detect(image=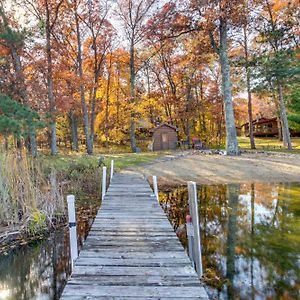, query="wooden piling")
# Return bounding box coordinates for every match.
[110,160,114,181]
[153,175,159,202]
[187,181,203,277]
[186,214,195,267]
[67,195,78,269]
[102,166,107,201]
